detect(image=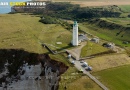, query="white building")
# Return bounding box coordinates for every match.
[72,21,78,46]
